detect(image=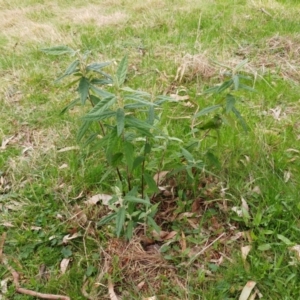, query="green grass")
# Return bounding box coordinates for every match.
[1,0,300,299]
